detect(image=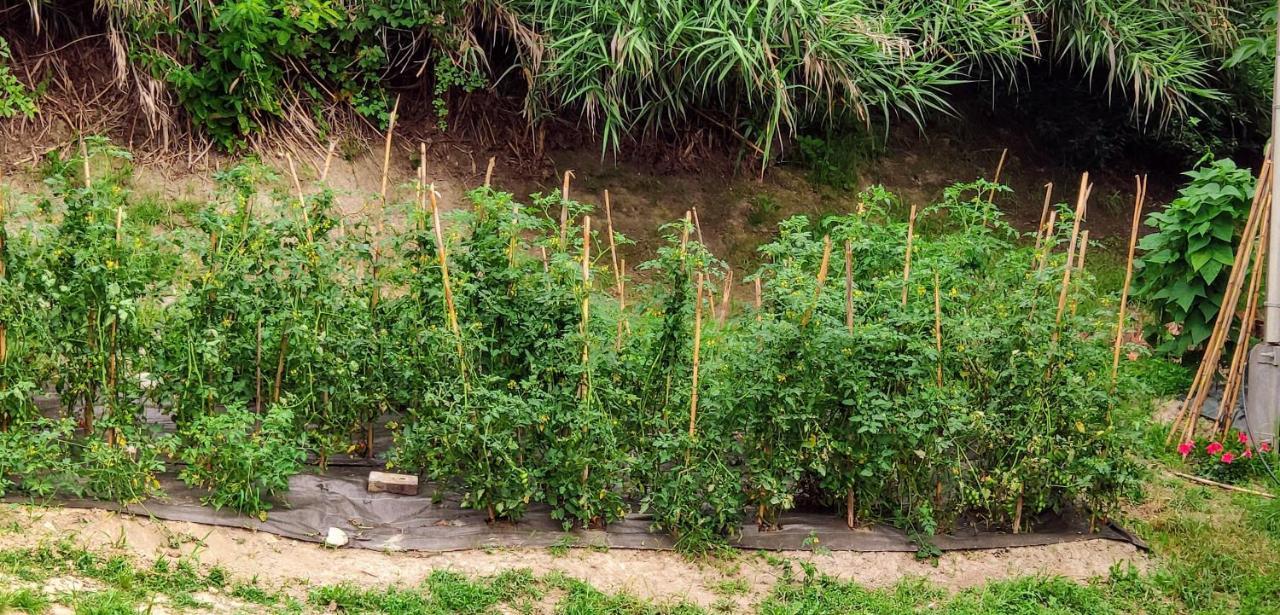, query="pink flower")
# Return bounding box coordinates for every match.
[1206,442,1224,456]
[1243,448,1254,459]
[1178,441,1194,458]
[1238,432,1249,444]
[1221,452,1236,464]
[1262,441,1272,453]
